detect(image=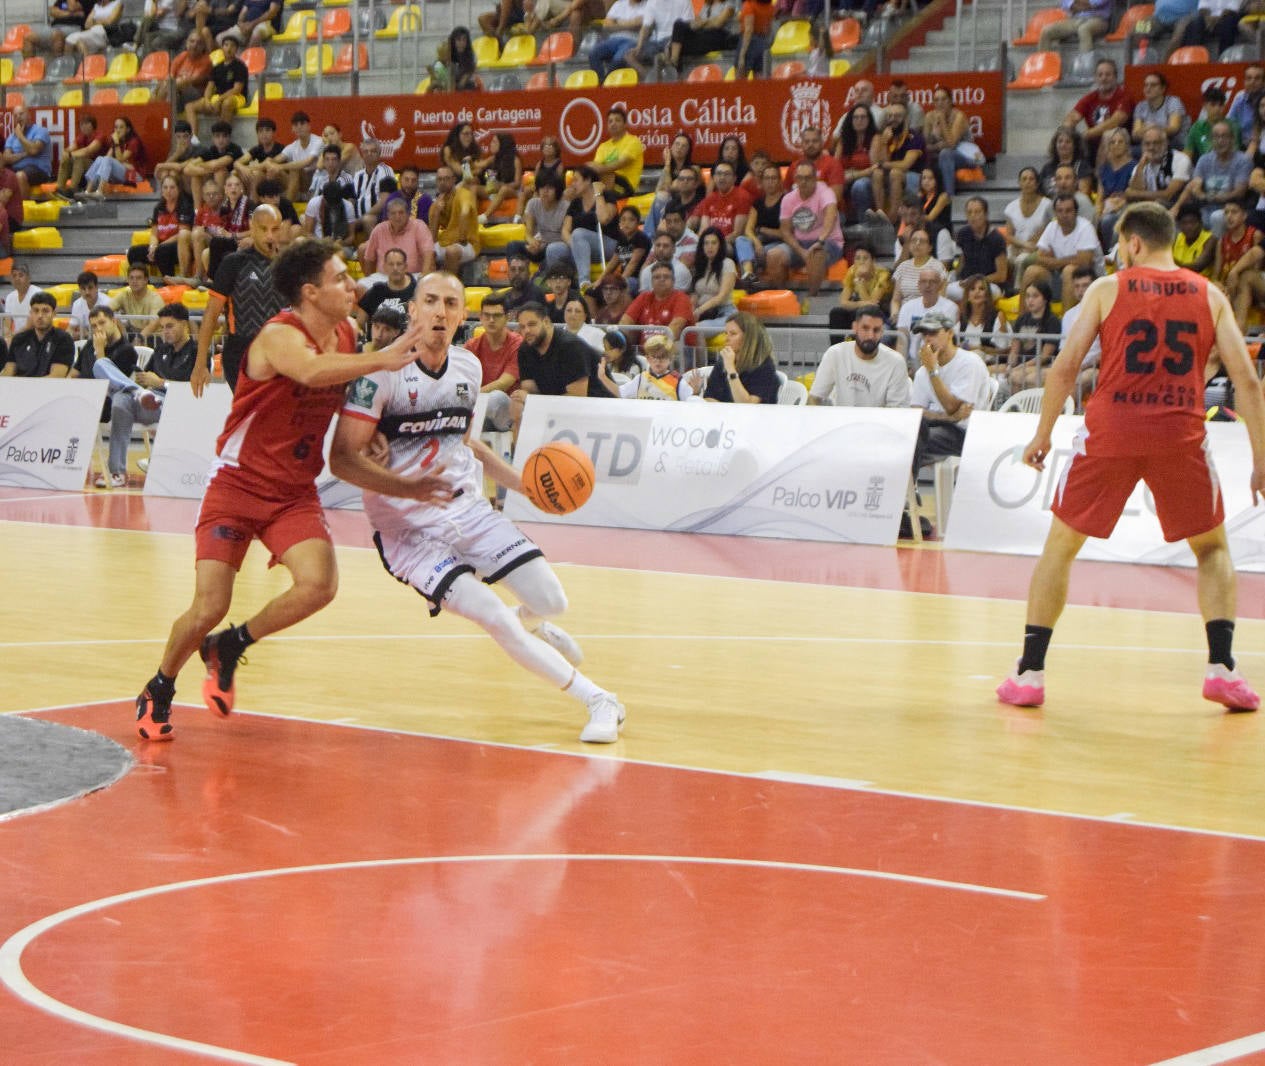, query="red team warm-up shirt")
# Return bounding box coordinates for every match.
[213,310,359,494]
[1086,266,1215,457]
